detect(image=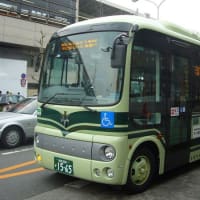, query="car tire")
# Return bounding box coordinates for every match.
[125,147,156,194]
[1,127,23,148]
